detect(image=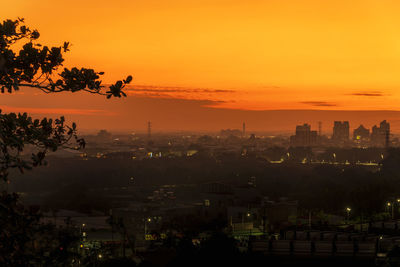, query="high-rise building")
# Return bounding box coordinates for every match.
[290,123,318,147]
[318,121,322,136]
[353,125,370,140]
[371,120,390,147]
[332,121,349,144]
